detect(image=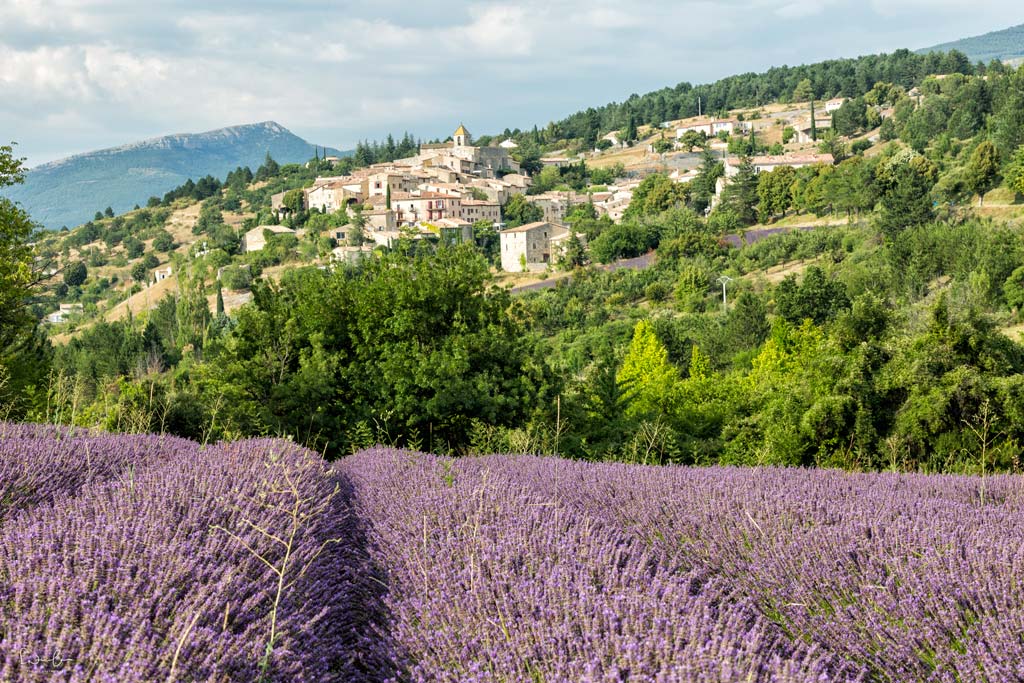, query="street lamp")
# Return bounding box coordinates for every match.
[717,275,733,312]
